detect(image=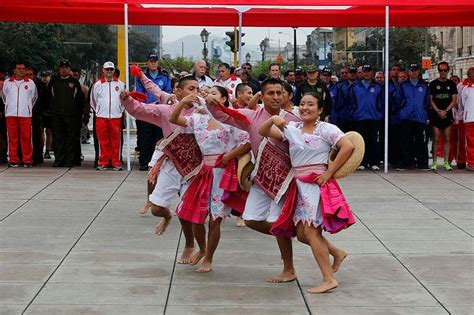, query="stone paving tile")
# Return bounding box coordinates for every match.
[7,199,106,217]
[370,229,472,241]
[62,250,177,267]
[0,283,43,305]
[445,307,474,315]
[166,306,309,315]
[0,265,55,283]
[0,251,65,265]
[308,306,448,315]
[25,304,164,315]
[382,240,473,254]
[0,199,27,218]
[33,283,168,305]
[0,305,24,315]
[425,286,474,307]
